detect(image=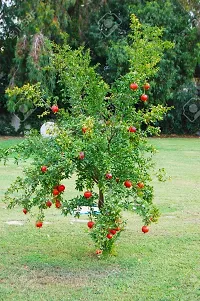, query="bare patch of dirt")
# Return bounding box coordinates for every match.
[0,278,5,283]
[16,266,122,288]
[0,136,24,140]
